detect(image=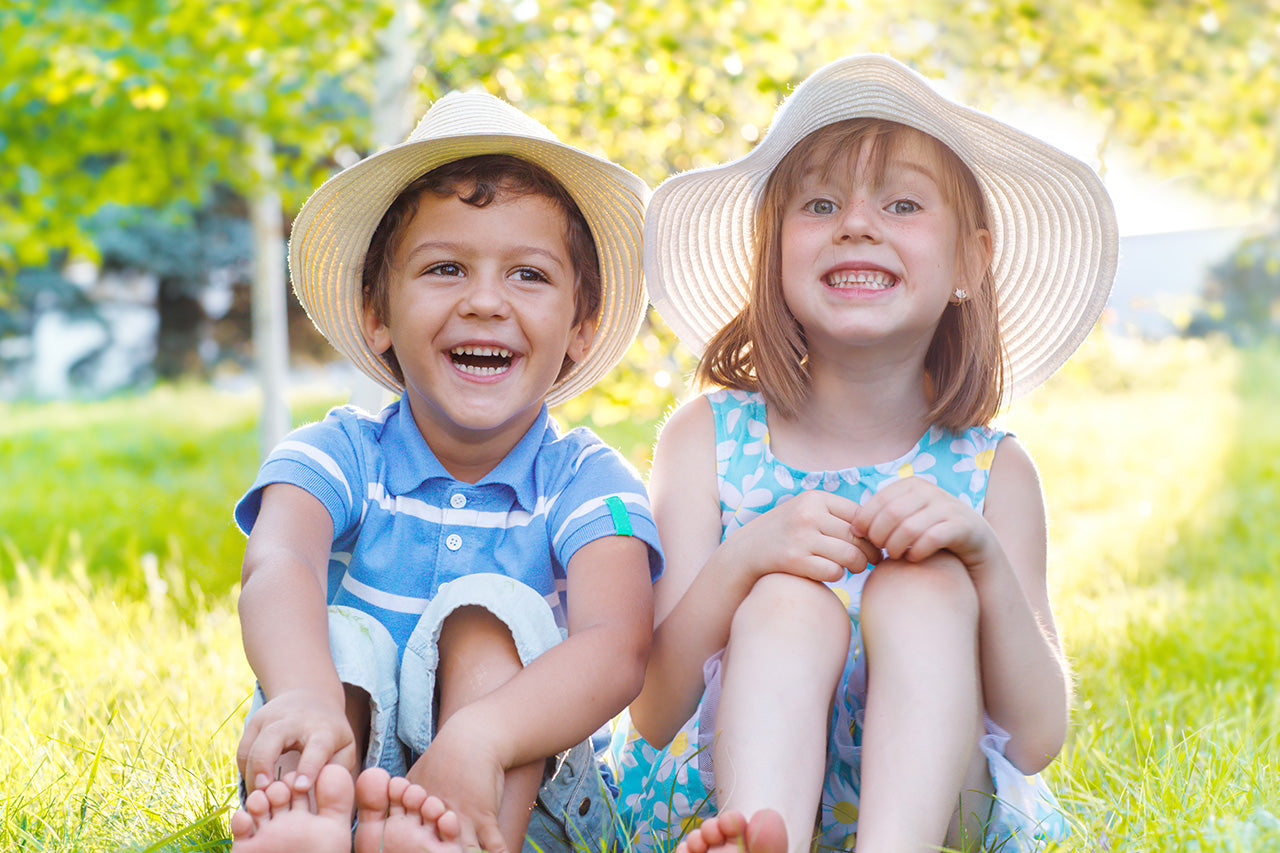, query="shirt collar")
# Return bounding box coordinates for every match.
[382,399,551,511]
